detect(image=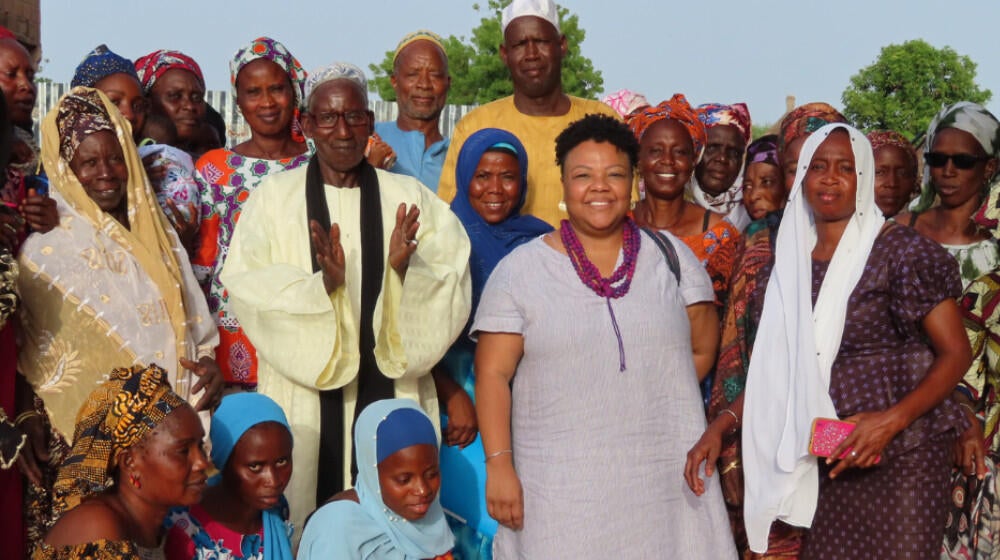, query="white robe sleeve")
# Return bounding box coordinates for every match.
[220,175,360,390]
[374,172,472,380]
